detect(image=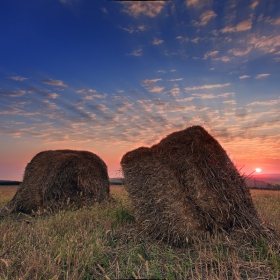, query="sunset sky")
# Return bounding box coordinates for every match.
[0,0,280,180]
